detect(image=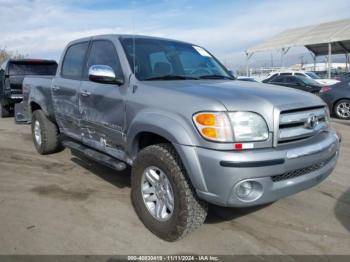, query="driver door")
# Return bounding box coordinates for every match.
[79,39,126,152]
